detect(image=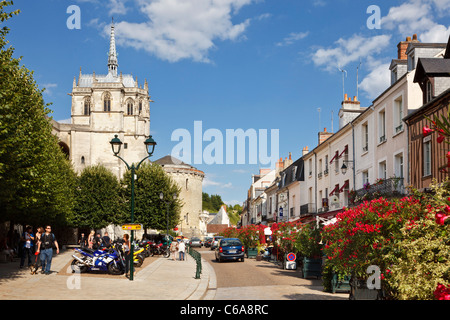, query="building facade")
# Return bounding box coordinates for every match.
[52,21,152,178]
[153,155,205,238]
